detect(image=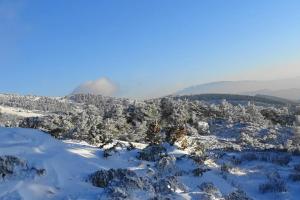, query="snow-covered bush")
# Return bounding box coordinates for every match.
[1,93,297,154]
[199,182,222,199]
[0,114,22,127]
[154,176,187,194]
[88,168,155,199]
[137,144,167,162]
[165,125,187,146]
[145,120,162,145]
[261,107,294,126]
[197,121,210,135]
[88,168,187,199]
[103,142,127,158]
[88,169,145,188]
[155,155,177,175]
[225,189,252,200]
[0,155,45,180]
[0,156,27,179]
